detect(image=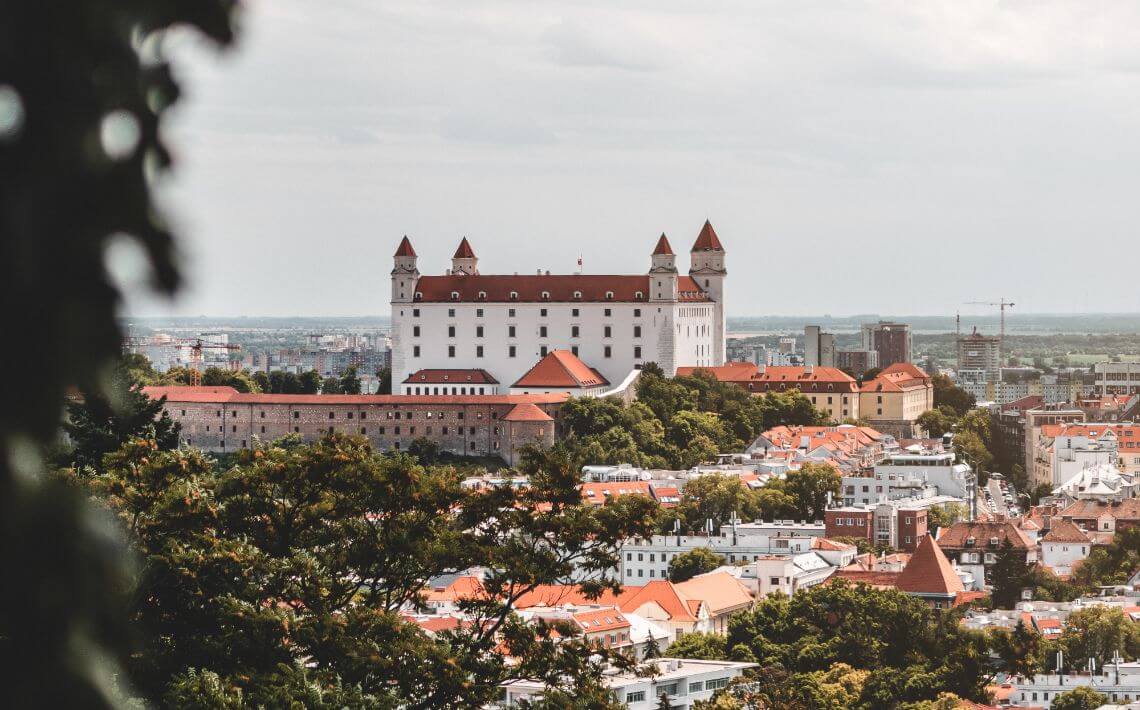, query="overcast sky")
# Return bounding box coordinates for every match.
[120,0,1140,318]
